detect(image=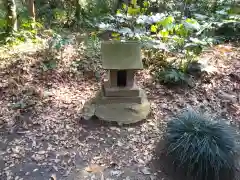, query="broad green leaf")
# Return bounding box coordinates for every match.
[131,0,137,6]
[159,16,175,28]
[143,1,149,8]
[127,7,134,15]
[175,24,188,37]
[184,18,201,31]
[159,29,169,37]
[150,25,157,33]
[122,3,127,10]
[112,32,120,37]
